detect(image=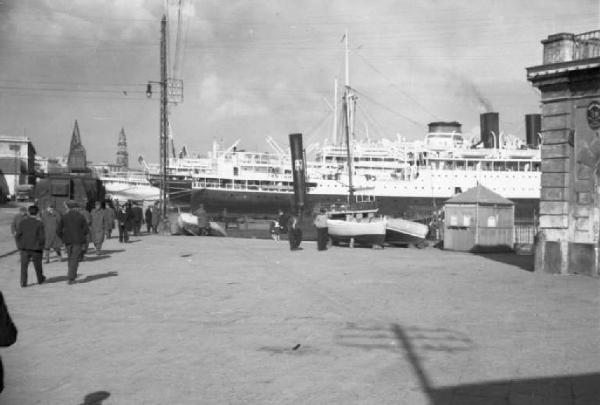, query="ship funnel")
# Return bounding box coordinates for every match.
[289,133,306,216]
[480,112,499,148]
[525,114,541,147]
